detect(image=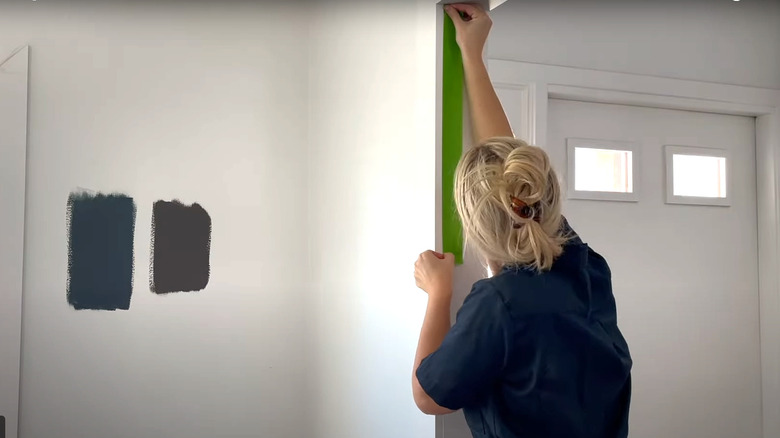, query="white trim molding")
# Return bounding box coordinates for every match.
[489,58,780,438]
[0,45,28,438]
[439,0,510,11]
